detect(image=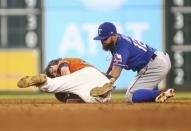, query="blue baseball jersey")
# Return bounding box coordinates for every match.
[111,34,156,71]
